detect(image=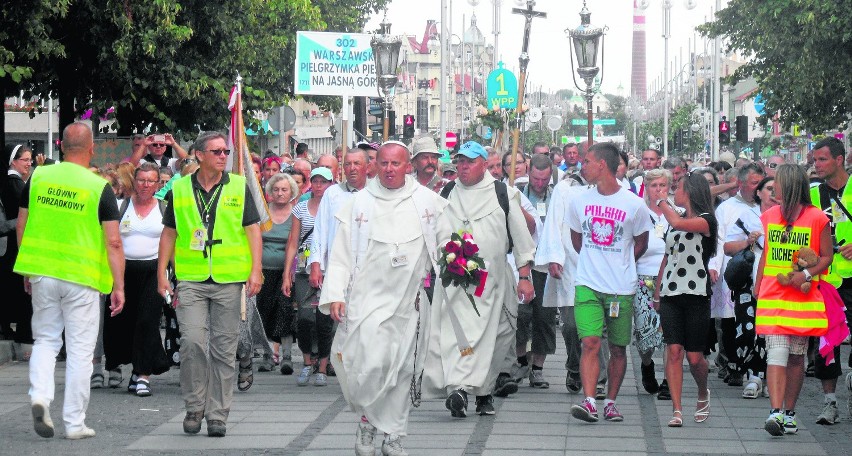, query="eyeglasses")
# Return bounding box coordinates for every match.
[135,178,158,185]
[780,224,793,244]
[151,143,166,148]
[15,157,33,163]
[205,149,231,156]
